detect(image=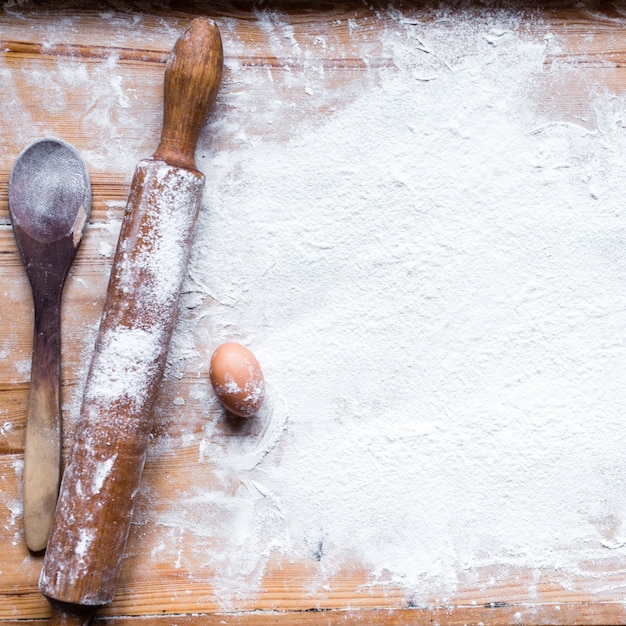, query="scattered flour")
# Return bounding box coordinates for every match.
[165,5,626,605]
[4,2,626,613]
[92,455,117,495]
[84,325,161,411]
